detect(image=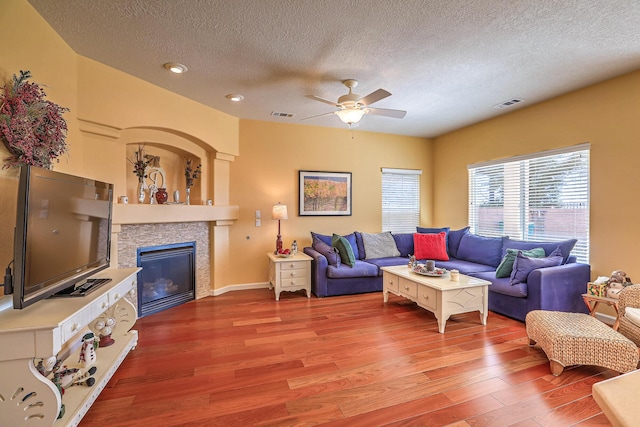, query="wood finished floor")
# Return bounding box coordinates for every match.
[81,288,617,427]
